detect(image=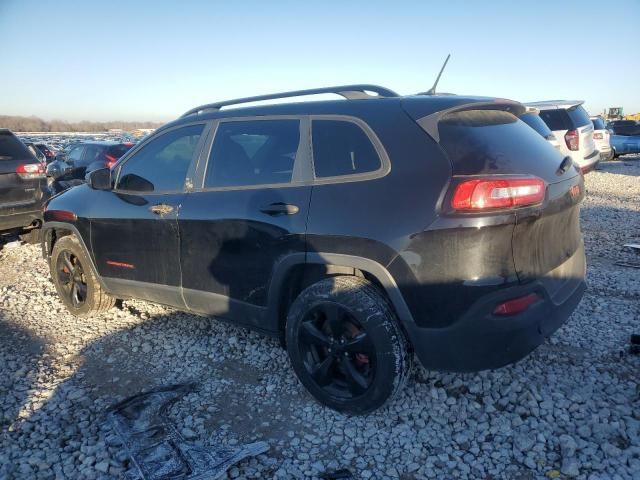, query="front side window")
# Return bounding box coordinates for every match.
[311,120,381,178]
[205,119,300,188]
[117,124,204,192]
